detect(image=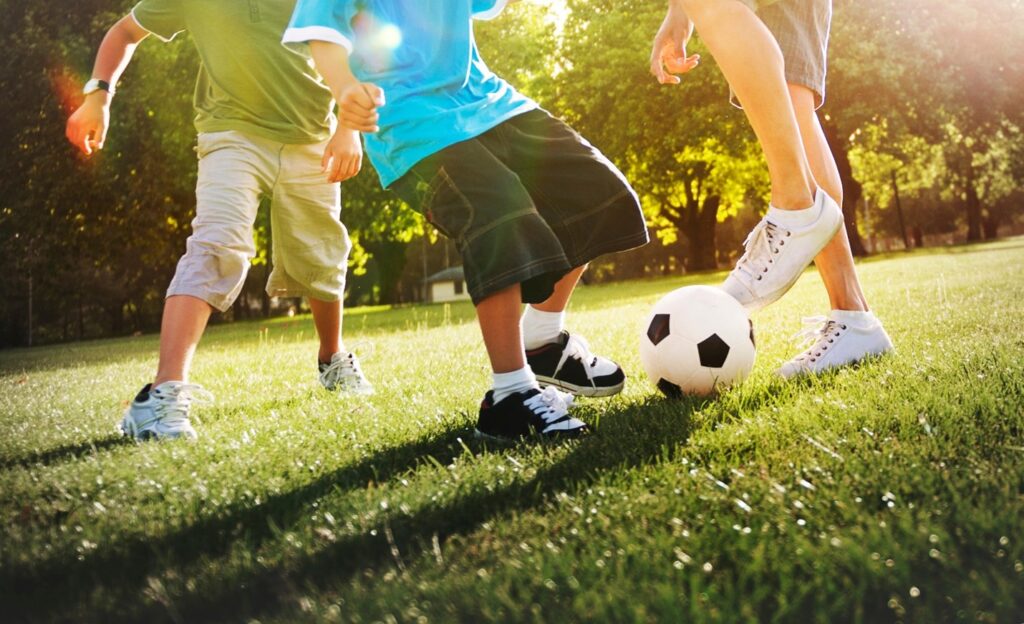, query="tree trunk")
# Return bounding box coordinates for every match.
[982,213,999,240]
[686,194,719,271]
[823,122,869,256]
[365,239,410,305]
[965,177,983,242]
